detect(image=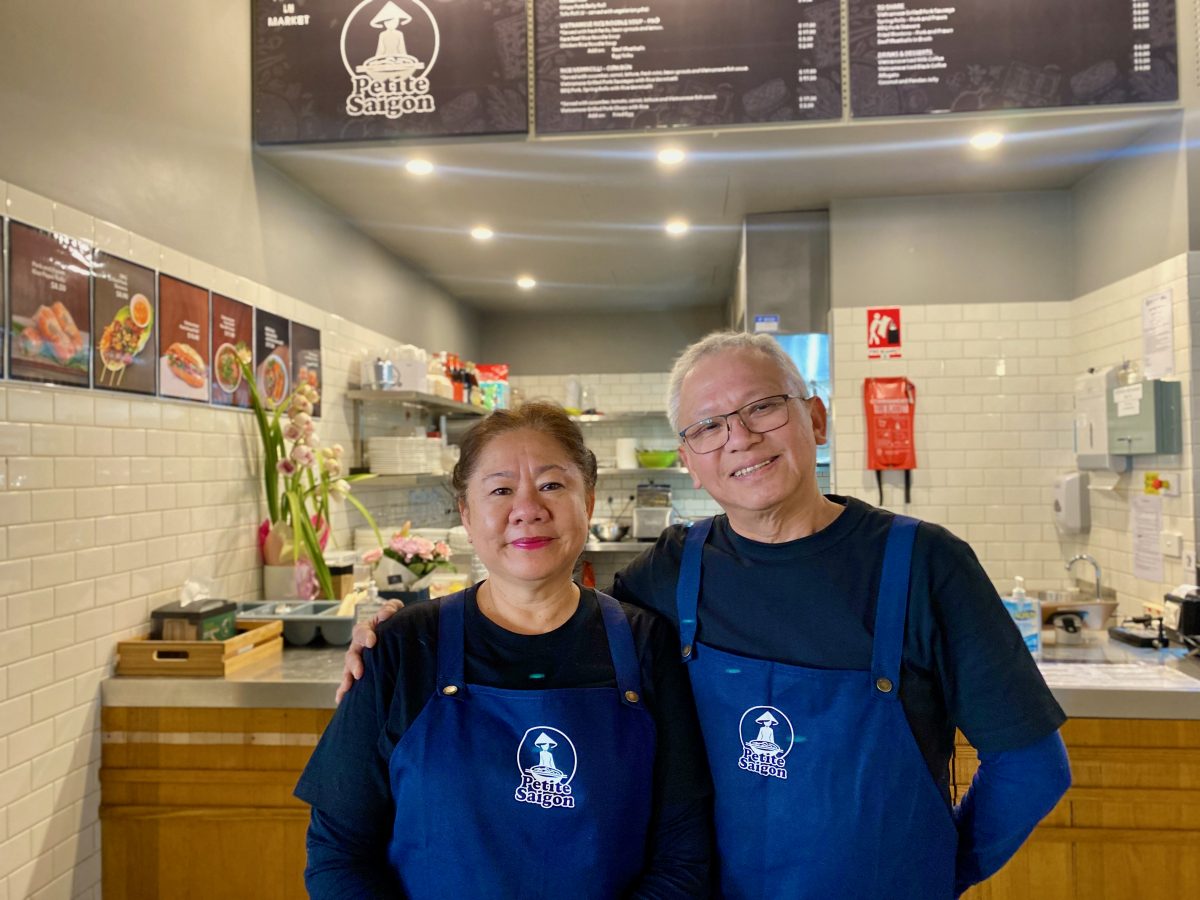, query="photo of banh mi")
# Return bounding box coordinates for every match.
[166,342,207,388]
